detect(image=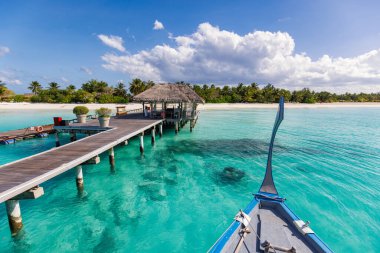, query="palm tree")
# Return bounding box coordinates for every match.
[129,78,144,96]
[0,80,6,97]
[129,79,155,96]
[48,82,60,91]
[65,84,76,95]
[114,82,127,97]
[145,80,155,90]
[82,79,108,93]
[66,84,76,92]
[28,81,42,94]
